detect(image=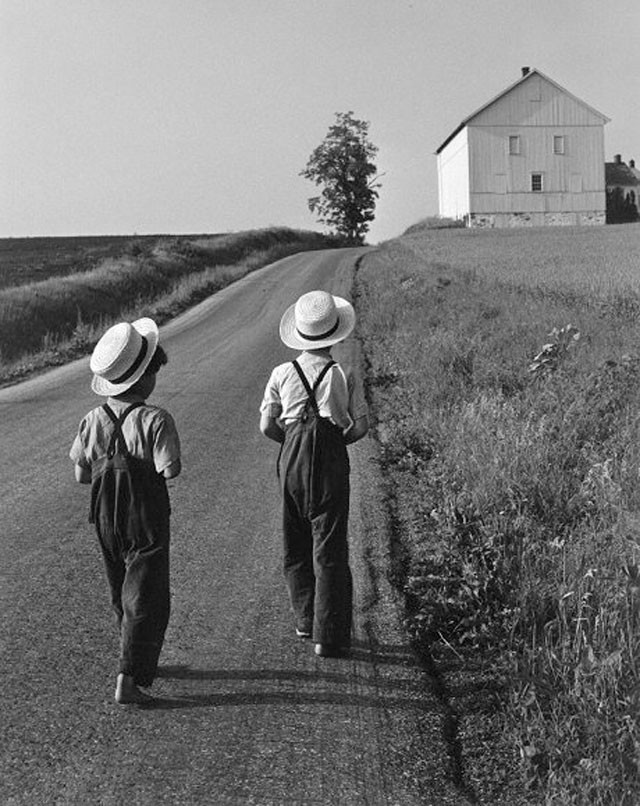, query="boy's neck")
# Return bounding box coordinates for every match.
[109,392,146,404]
[302,347,333,358]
